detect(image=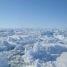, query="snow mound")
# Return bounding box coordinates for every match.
[56,52,67,67]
